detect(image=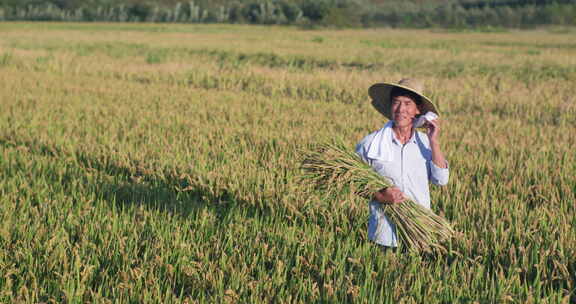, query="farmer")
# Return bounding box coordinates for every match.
[355,78,449,248]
